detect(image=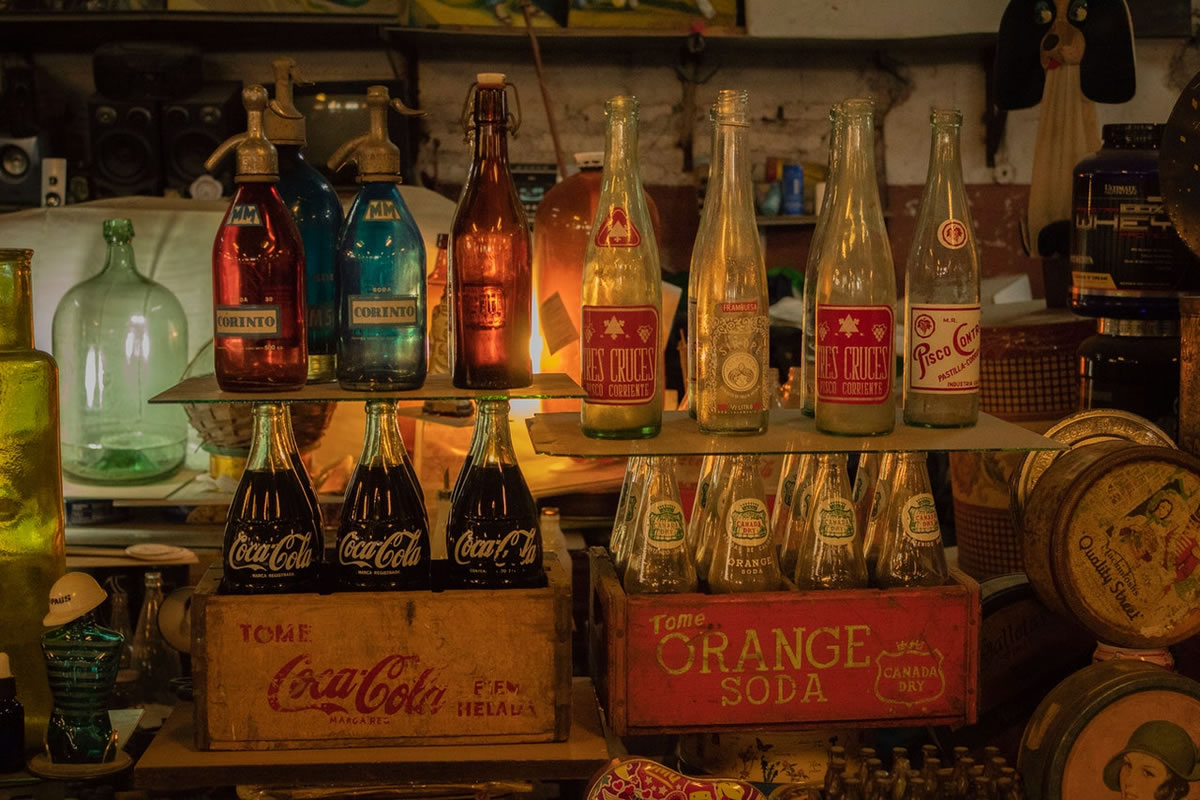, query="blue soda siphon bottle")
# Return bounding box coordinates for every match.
[40,573,123,764]
[328,85,427,390]
[265,58,344,384]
